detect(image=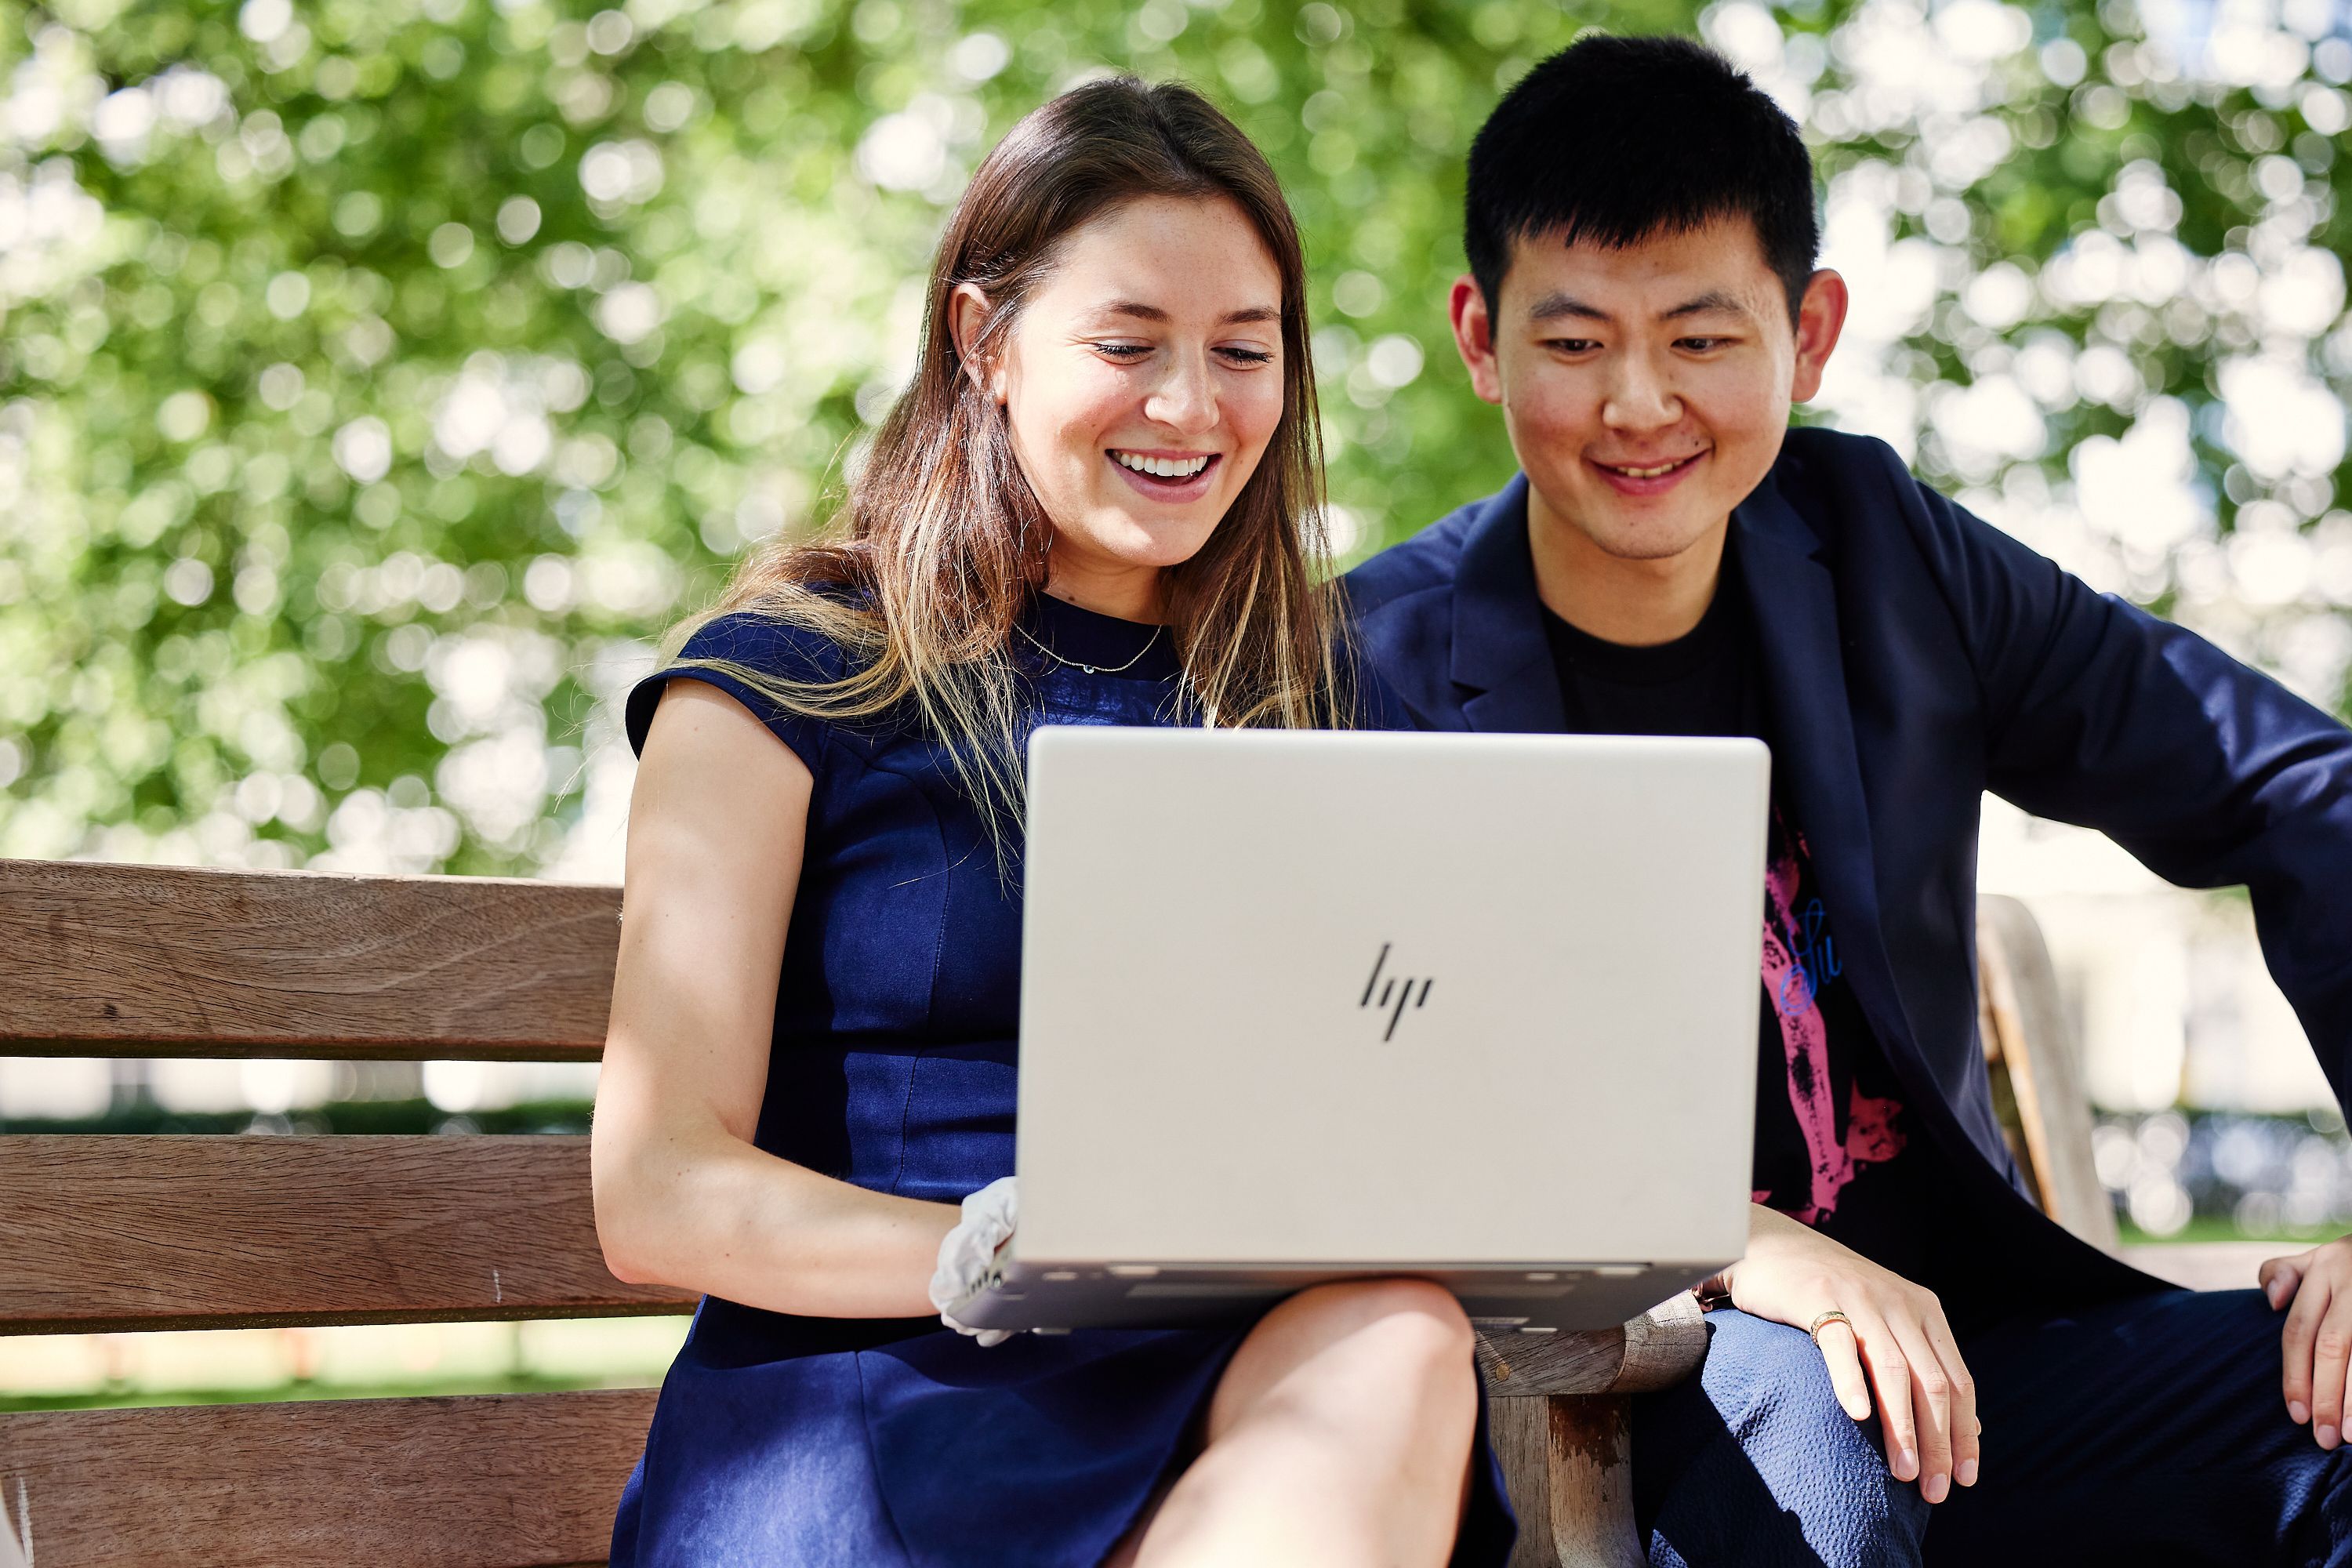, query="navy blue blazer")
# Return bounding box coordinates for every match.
[1345,426,2352,1305]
